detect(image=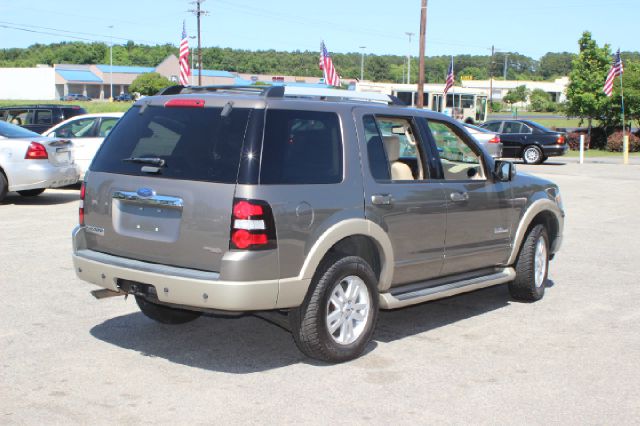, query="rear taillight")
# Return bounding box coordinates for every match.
[25,142,48,159]
[79,182,85,226]
[230,198,276,250]
[488,135,501,144]
[557,135,565,144]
